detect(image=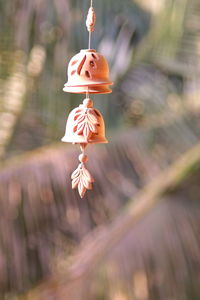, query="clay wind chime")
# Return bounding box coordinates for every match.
[61,0,113,198]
